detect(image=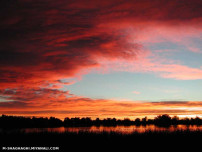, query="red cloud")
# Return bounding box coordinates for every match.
[0,0,201,118]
